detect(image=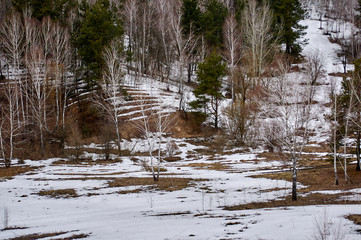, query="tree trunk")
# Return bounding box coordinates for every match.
[215,98,218,129]
[292,158,297,201]
[187,62,192,83]
[115,120,121,155]
[5,158,10,168]
[334,96,339,185]
[357,129,360,171]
